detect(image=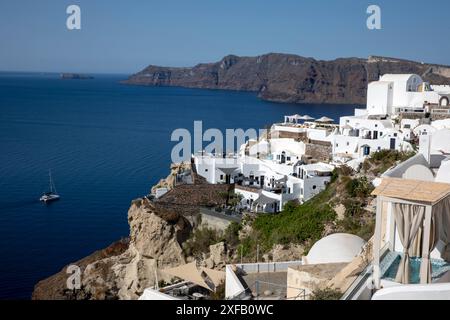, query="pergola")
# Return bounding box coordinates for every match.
[372,178,450,288]
[284,114,303,124]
